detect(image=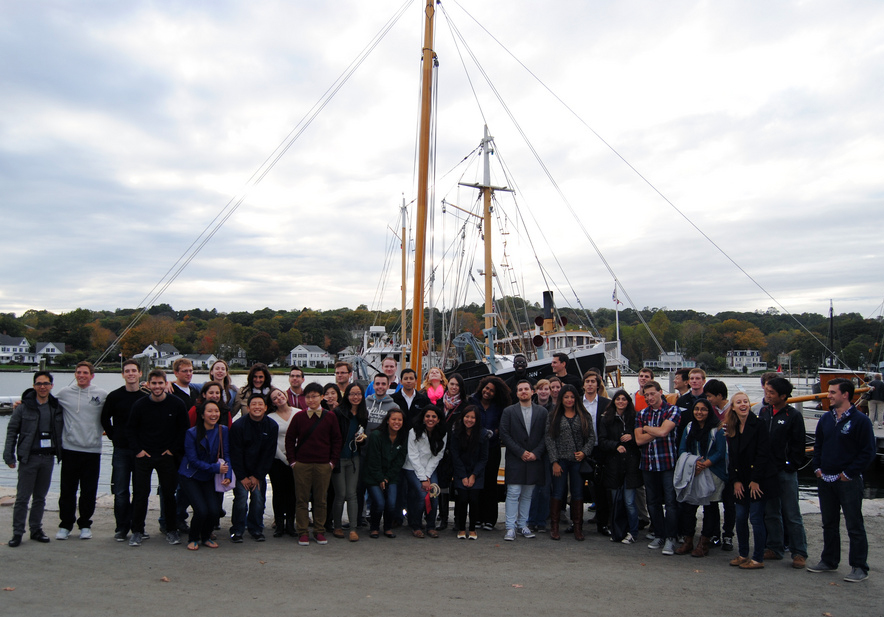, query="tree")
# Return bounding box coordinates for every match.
[120,316,176,358]
[0,312,24,336]
[277,328,304,357]
[247,332,279,365]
